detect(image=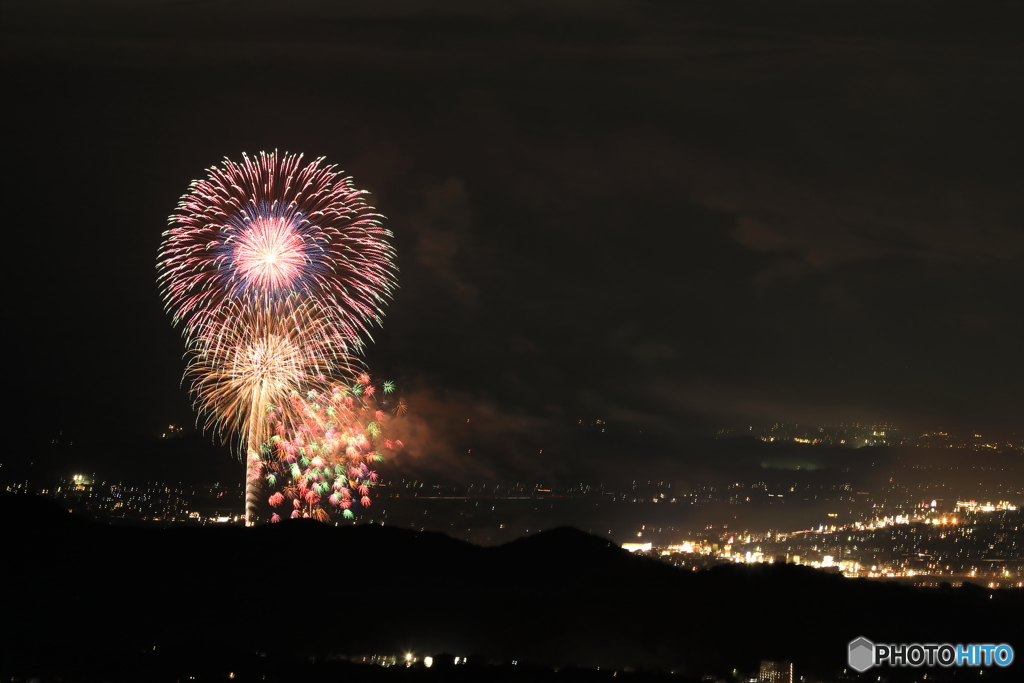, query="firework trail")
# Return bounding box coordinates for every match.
[159,152,397,524]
